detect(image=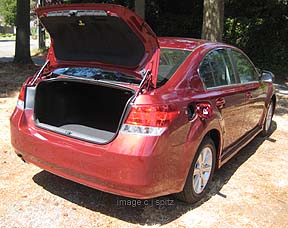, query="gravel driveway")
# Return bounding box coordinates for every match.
[0,63,287,228]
